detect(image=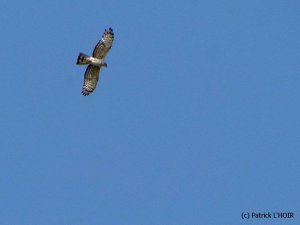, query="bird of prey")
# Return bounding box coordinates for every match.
[76,27,114,96]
